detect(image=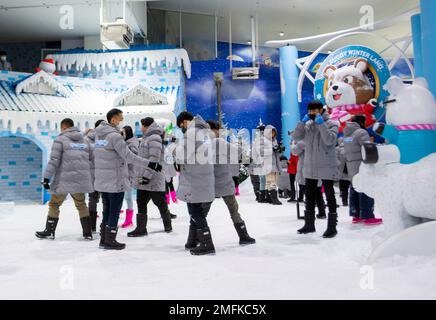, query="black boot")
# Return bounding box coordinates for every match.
[341,196,348,207]
[323,213,338,238]
[162,211,173,233]
[269,190,282,205]
[185,224,199,250]
[35,217,59,239]
[104,226,126,250]
[190,227,216,256]
[316,202,326,219]
[297,211,316,234]
[234,222,256,245]
[258,190,267,203]
[80,216,93,240]
[255,191,261,202]
[89,210,97,232]
[265,190,272,203]
[278,190,284,198]
[99,223,107,249]
[127,214,148,237]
